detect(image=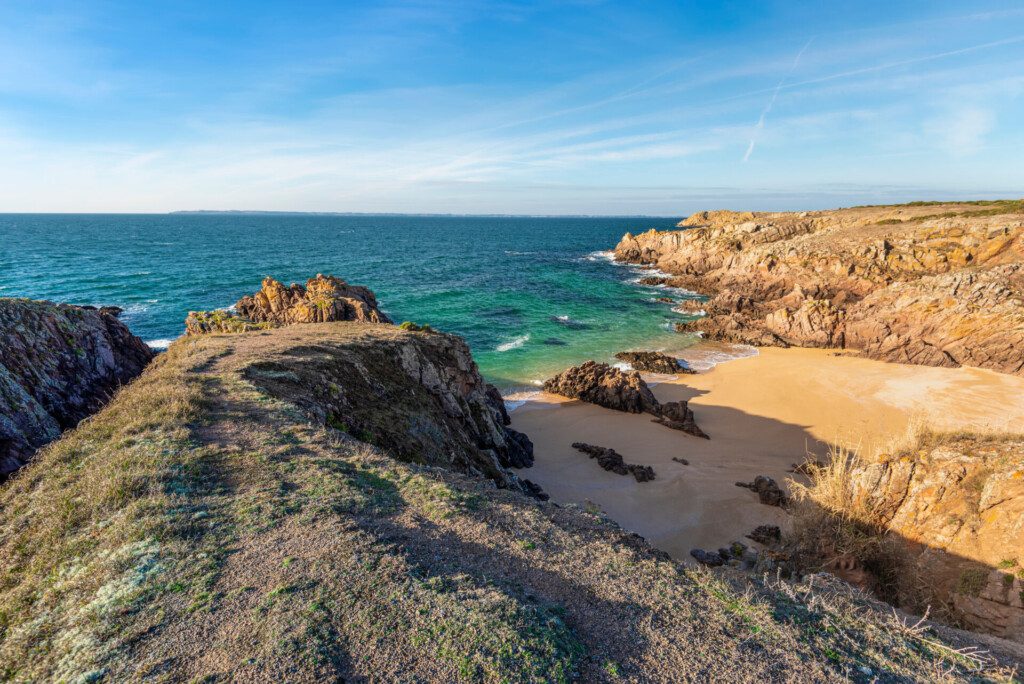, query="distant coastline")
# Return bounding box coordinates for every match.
[169,210,677,218]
